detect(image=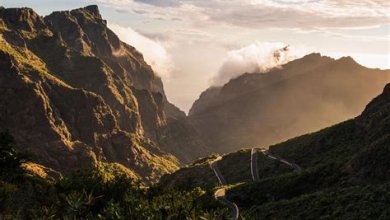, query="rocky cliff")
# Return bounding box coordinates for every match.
[0,5,208,182]
[189,53,390,153]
